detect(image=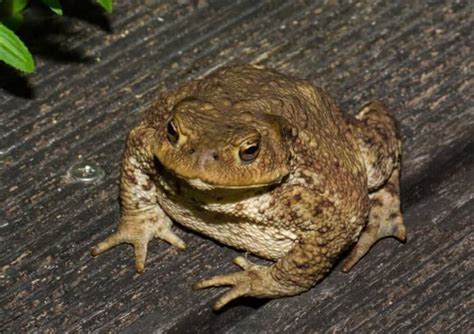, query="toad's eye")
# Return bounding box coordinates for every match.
[239,141,260,163]
[166,120,179,145]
